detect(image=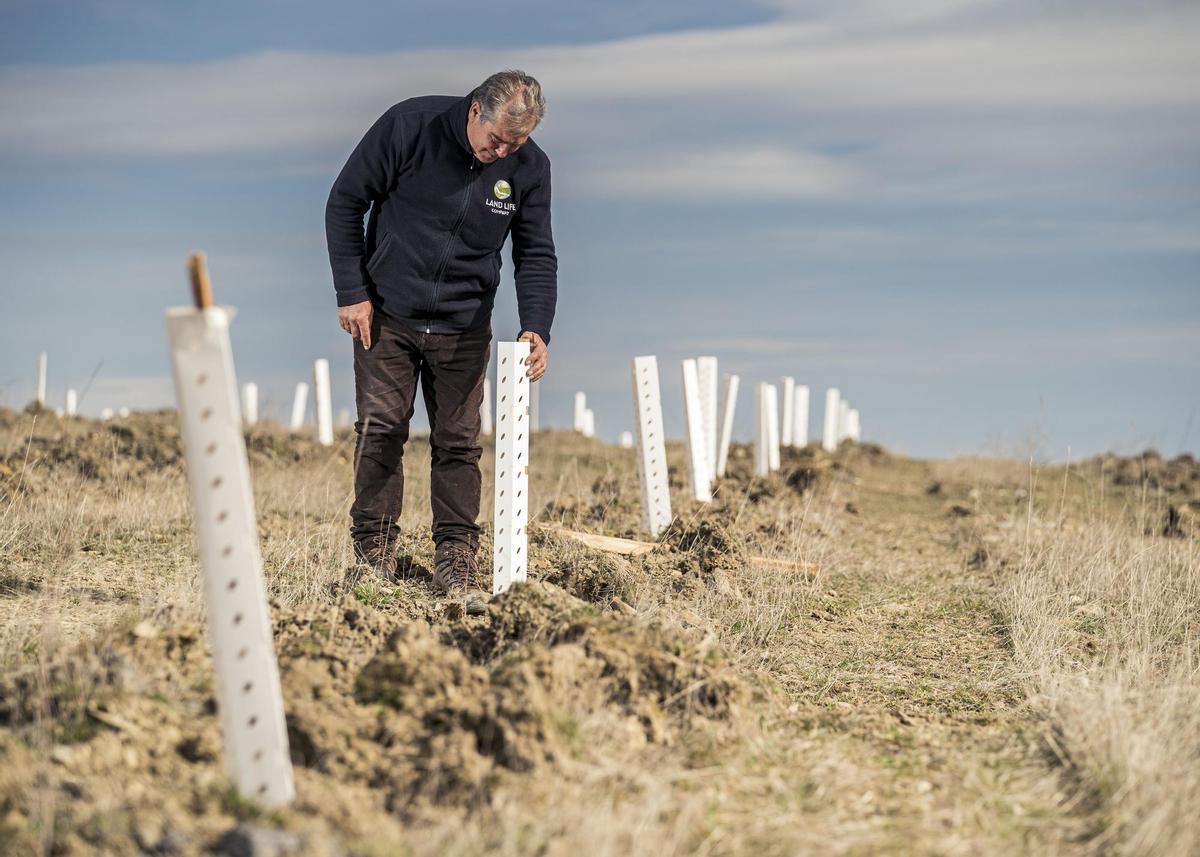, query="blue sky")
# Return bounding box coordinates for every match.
[1,0,1197,458]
